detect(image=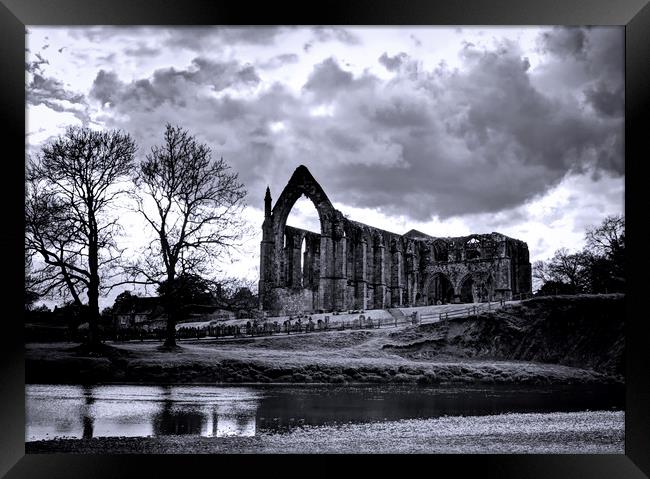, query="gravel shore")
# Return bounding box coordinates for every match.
[26,410,624,454]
